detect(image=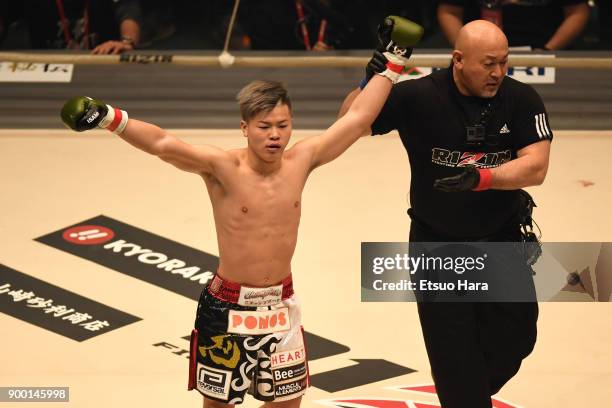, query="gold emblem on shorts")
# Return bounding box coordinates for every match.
[209,276,221,294]
[199,335,240,369]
